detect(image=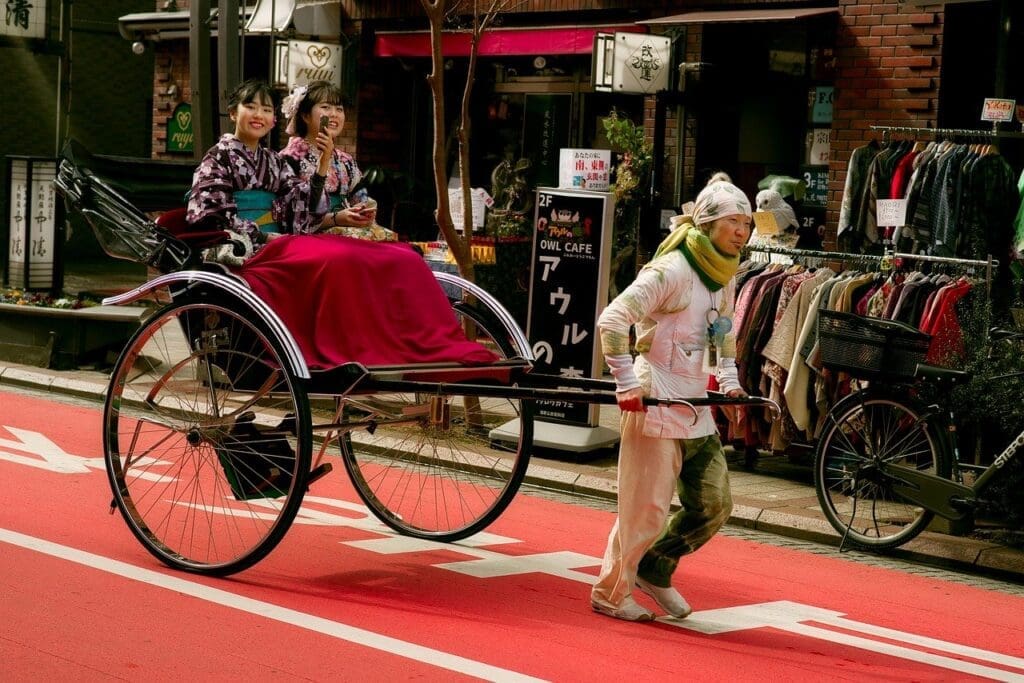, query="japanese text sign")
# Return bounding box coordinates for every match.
[807,128,831,165]
[753,211,780,236]
[981,98,1015,122]
[527,189,614,426]
[558,149,611,191]
[6,158,59,290]
[1,0,46,38]
[610,33,671,94]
